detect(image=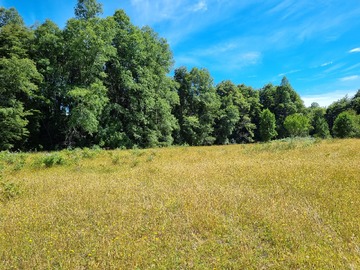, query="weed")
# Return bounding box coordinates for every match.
[0,180,21,202]
[146,151,156,162]
[130,159,140,167]
[131,148,145,157]
[111,154,121,165]
[33,153,66,168]
[0,151,27,171]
